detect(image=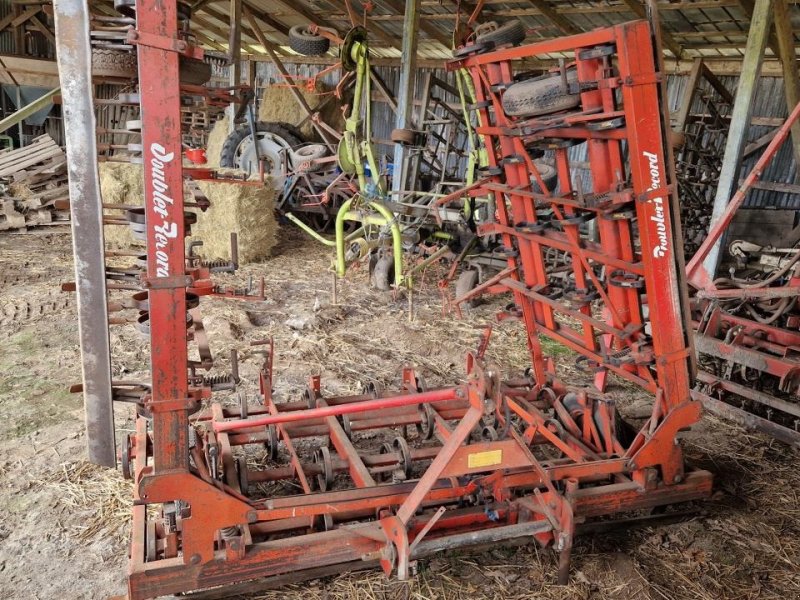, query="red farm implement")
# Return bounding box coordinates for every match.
[55,1,712,596]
